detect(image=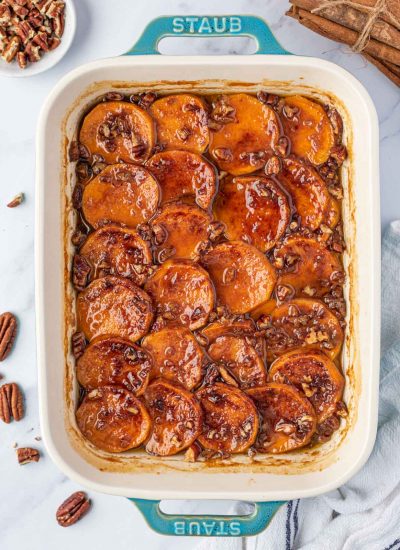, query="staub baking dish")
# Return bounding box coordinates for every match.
[35,16,380,537]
